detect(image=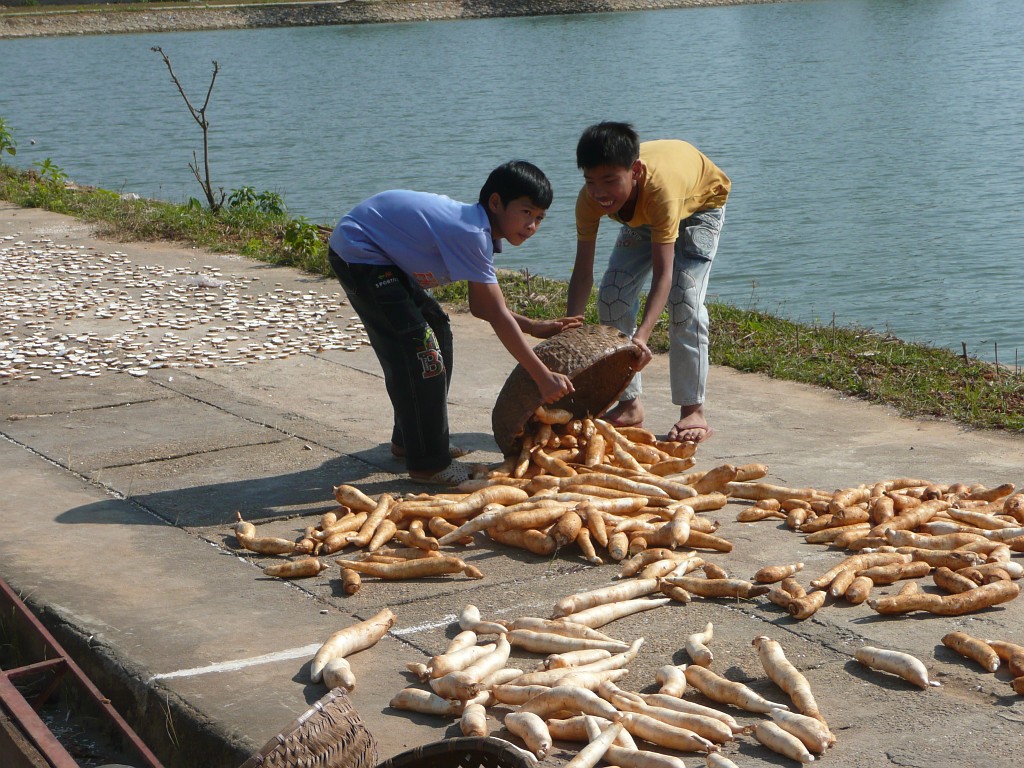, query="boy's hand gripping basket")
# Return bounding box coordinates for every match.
[491,324,640,456]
